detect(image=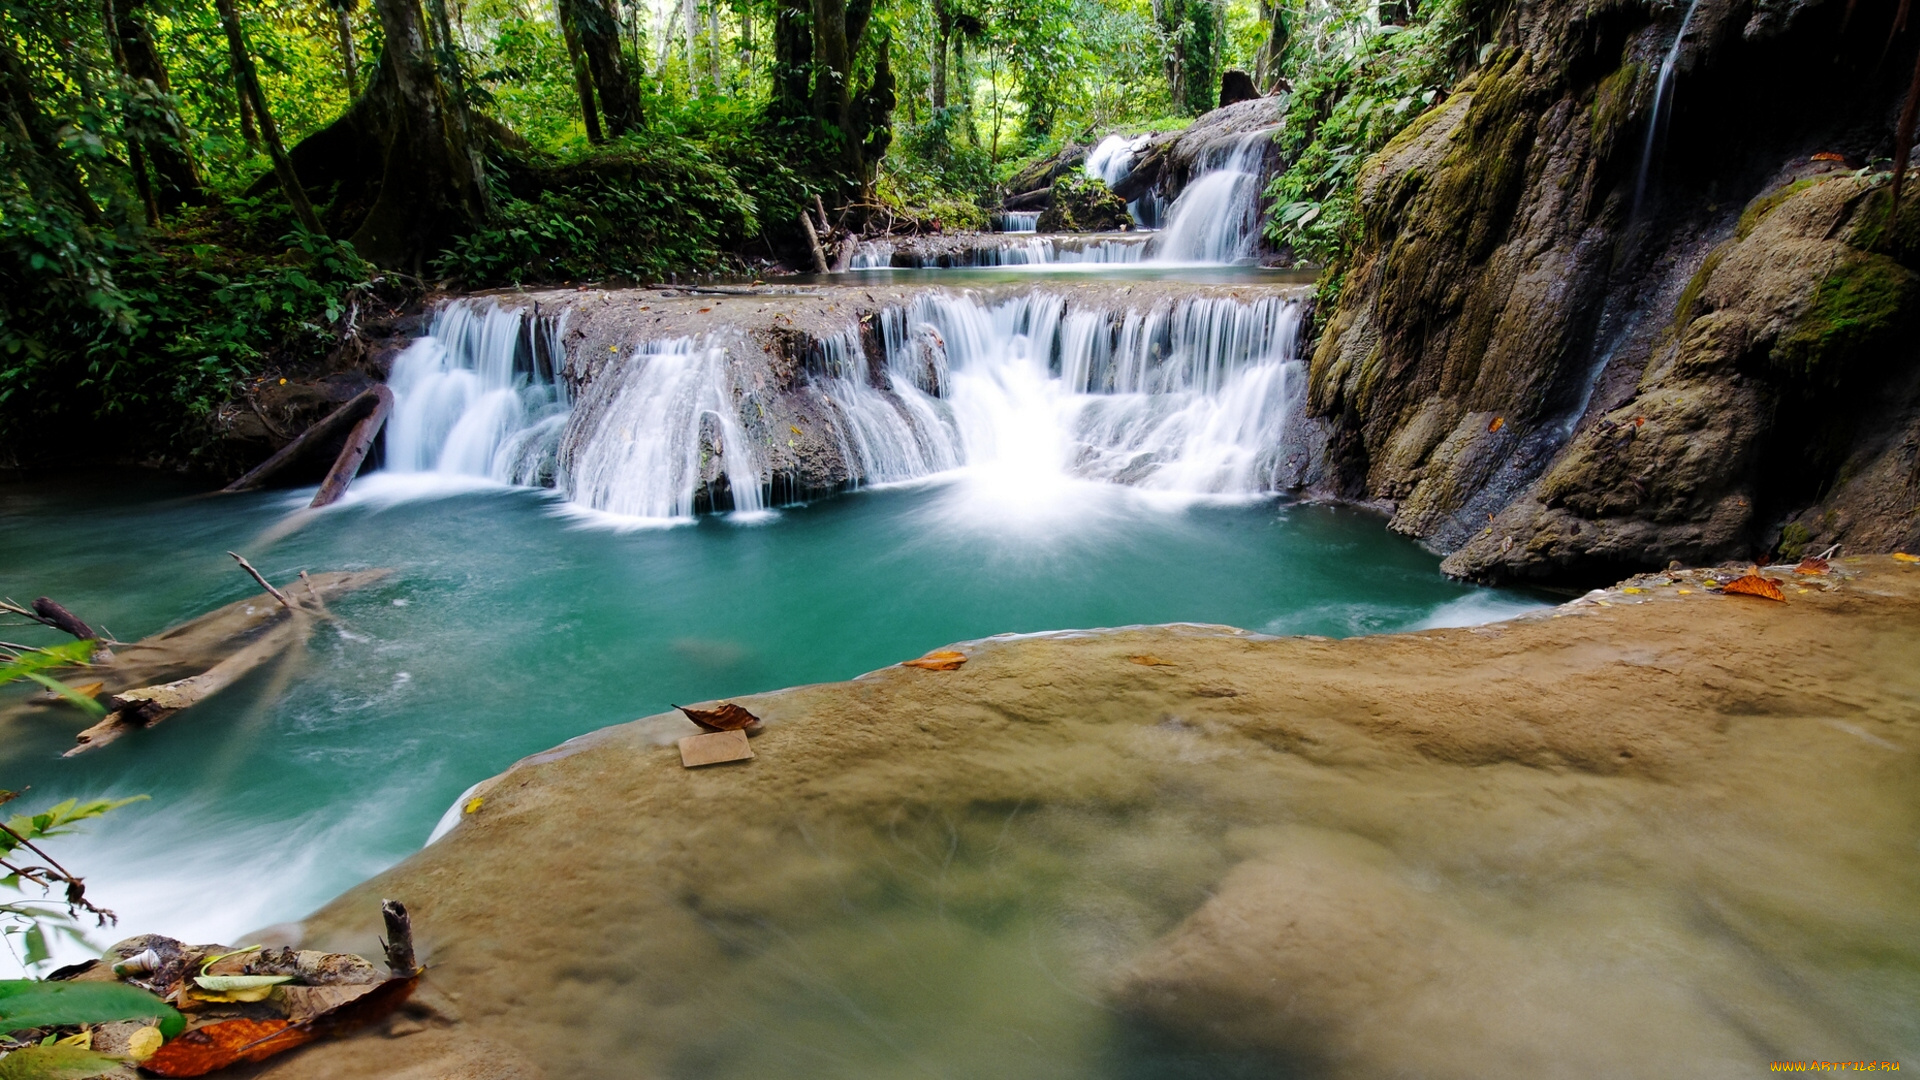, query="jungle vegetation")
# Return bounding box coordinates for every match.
[0,0,1484,462]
